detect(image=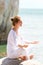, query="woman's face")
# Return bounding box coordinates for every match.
[15,20,22,29]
